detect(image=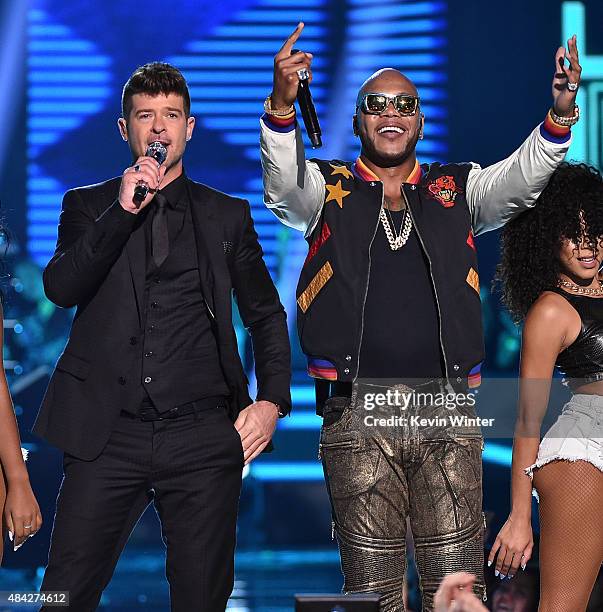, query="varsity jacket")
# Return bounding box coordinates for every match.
[260,112,571,392]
